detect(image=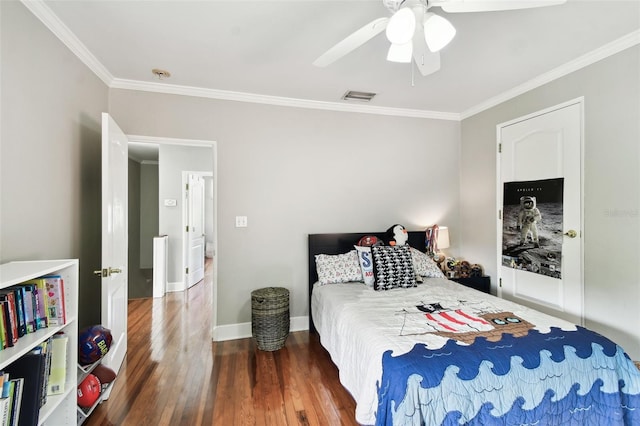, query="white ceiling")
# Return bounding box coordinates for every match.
[40,0,640,117]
